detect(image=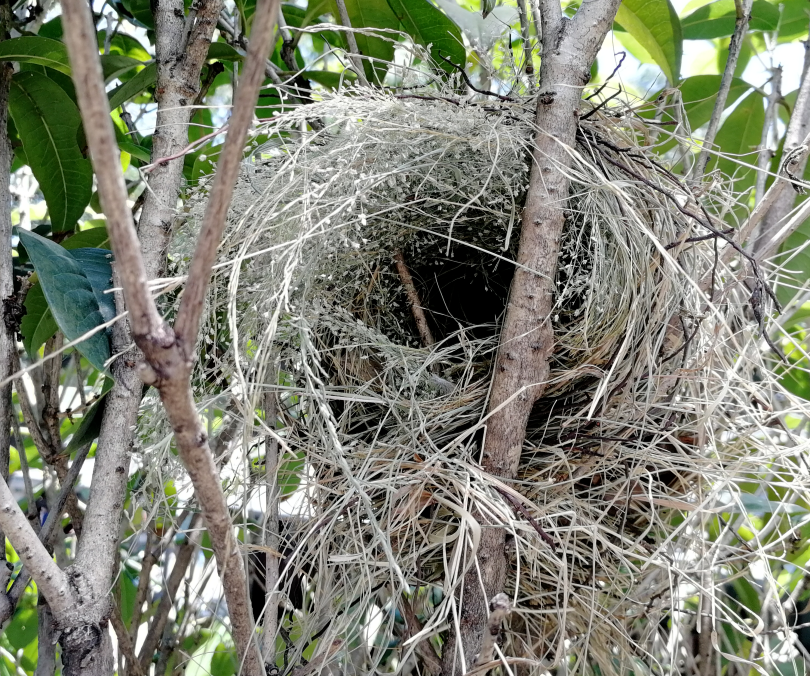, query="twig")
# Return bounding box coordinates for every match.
[580,86,622,121]
[60,0,279,672]
[492,485,555,549]
[393,250,435,348]
[290,640,343,676]
[137,514,202,670]
[438,54,513,102]
[516,0,534,75]
[261,390,280,663]
[129,525,156,646]
[694,0,754,178]
[400,594,441,675]
[585,51,626,101]
[334,0,369,86]
[110,601,144,676]
[755,67,781,205]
